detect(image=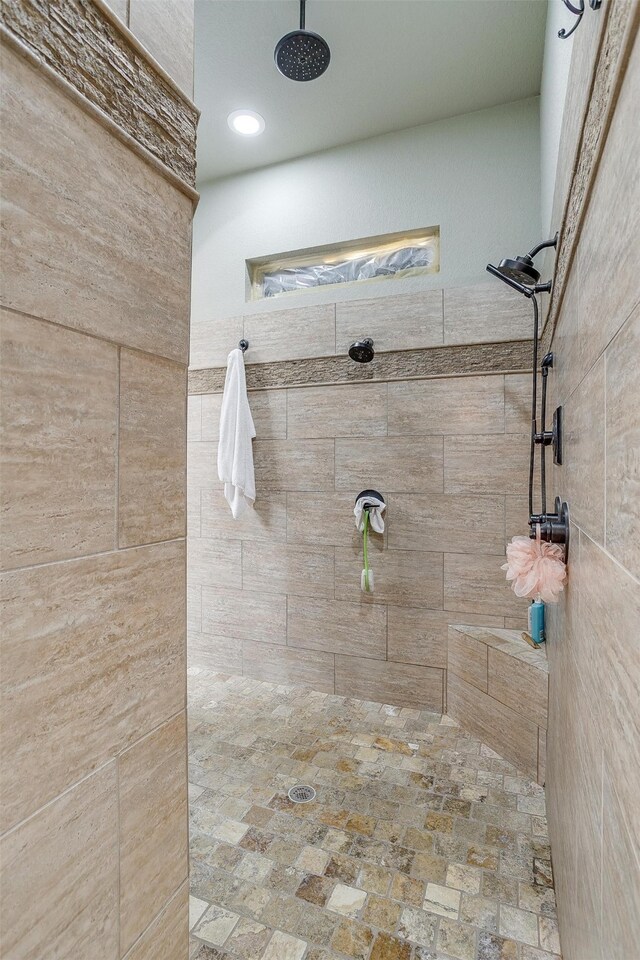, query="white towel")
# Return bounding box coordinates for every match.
[217,348,256,518]
[354,495,385,534]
